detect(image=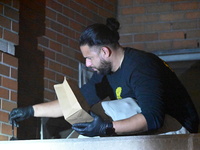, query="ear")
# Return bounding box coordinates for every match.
[100,47,111,58]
